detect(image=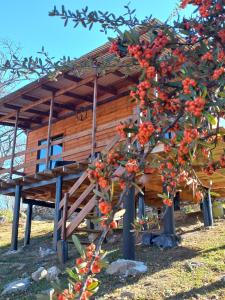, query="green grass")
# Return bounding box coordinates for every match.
[0,217,225,299]
[0,209,13,222]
